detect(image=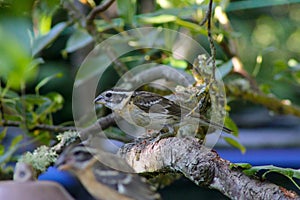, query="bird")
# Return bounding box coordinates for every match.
[94,89,232,134]
[55,143,161,200]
